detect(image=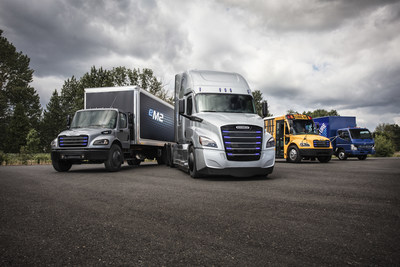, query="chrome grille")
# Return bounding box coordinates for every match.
[313,140,330,148]
[59,135,88,147]
[221,125,263,161]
